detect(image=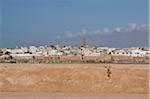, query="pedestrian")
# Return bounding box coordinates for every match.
[105,65,112,80]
